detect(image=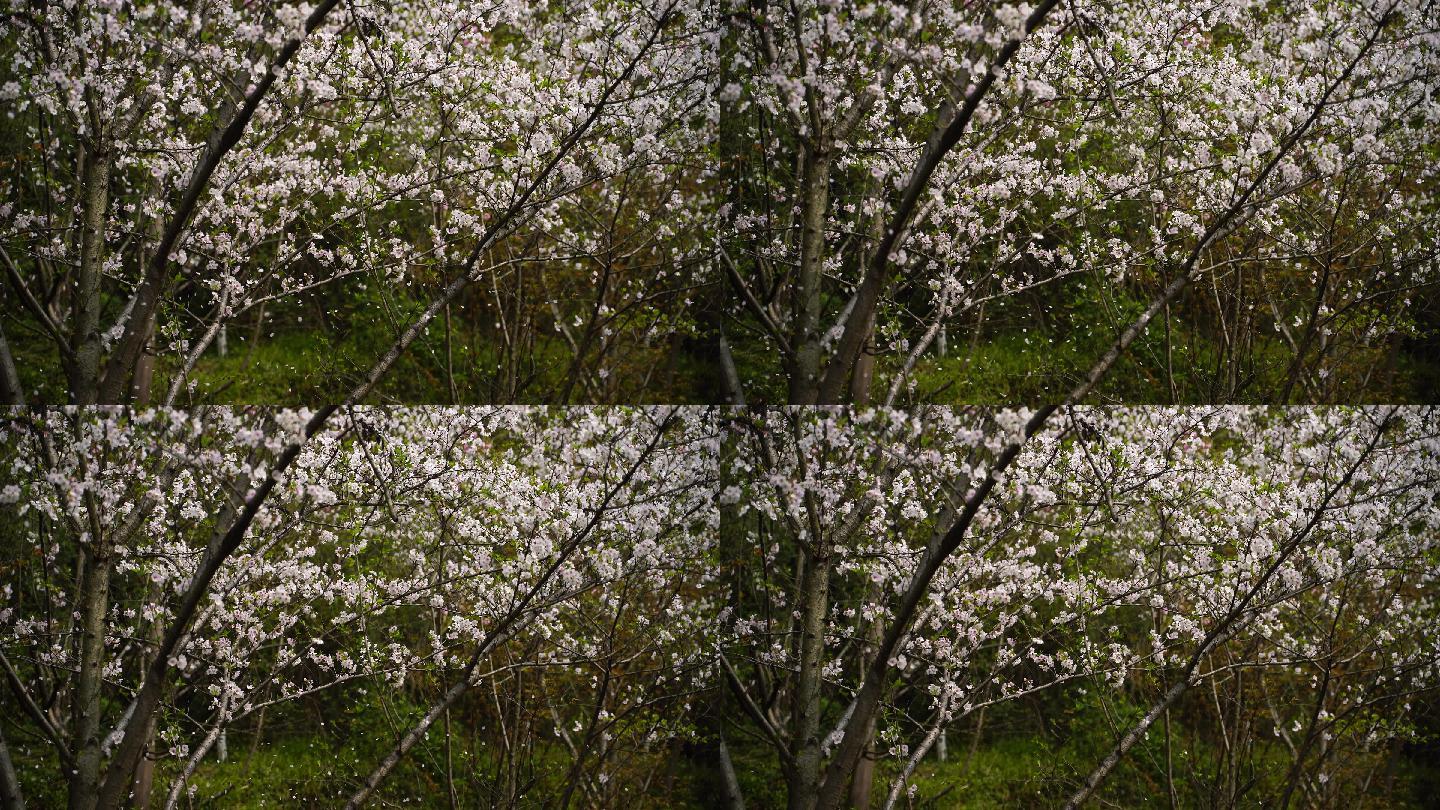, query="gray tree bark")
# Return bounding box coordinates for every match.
[0,324,23,406]
[0,726,24,810]
[68,541,113,810]
[789,148,830,405]
[717,735,746,810]
[69,145,111,406]
[845,602,884,810]
[787,549,832,810]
